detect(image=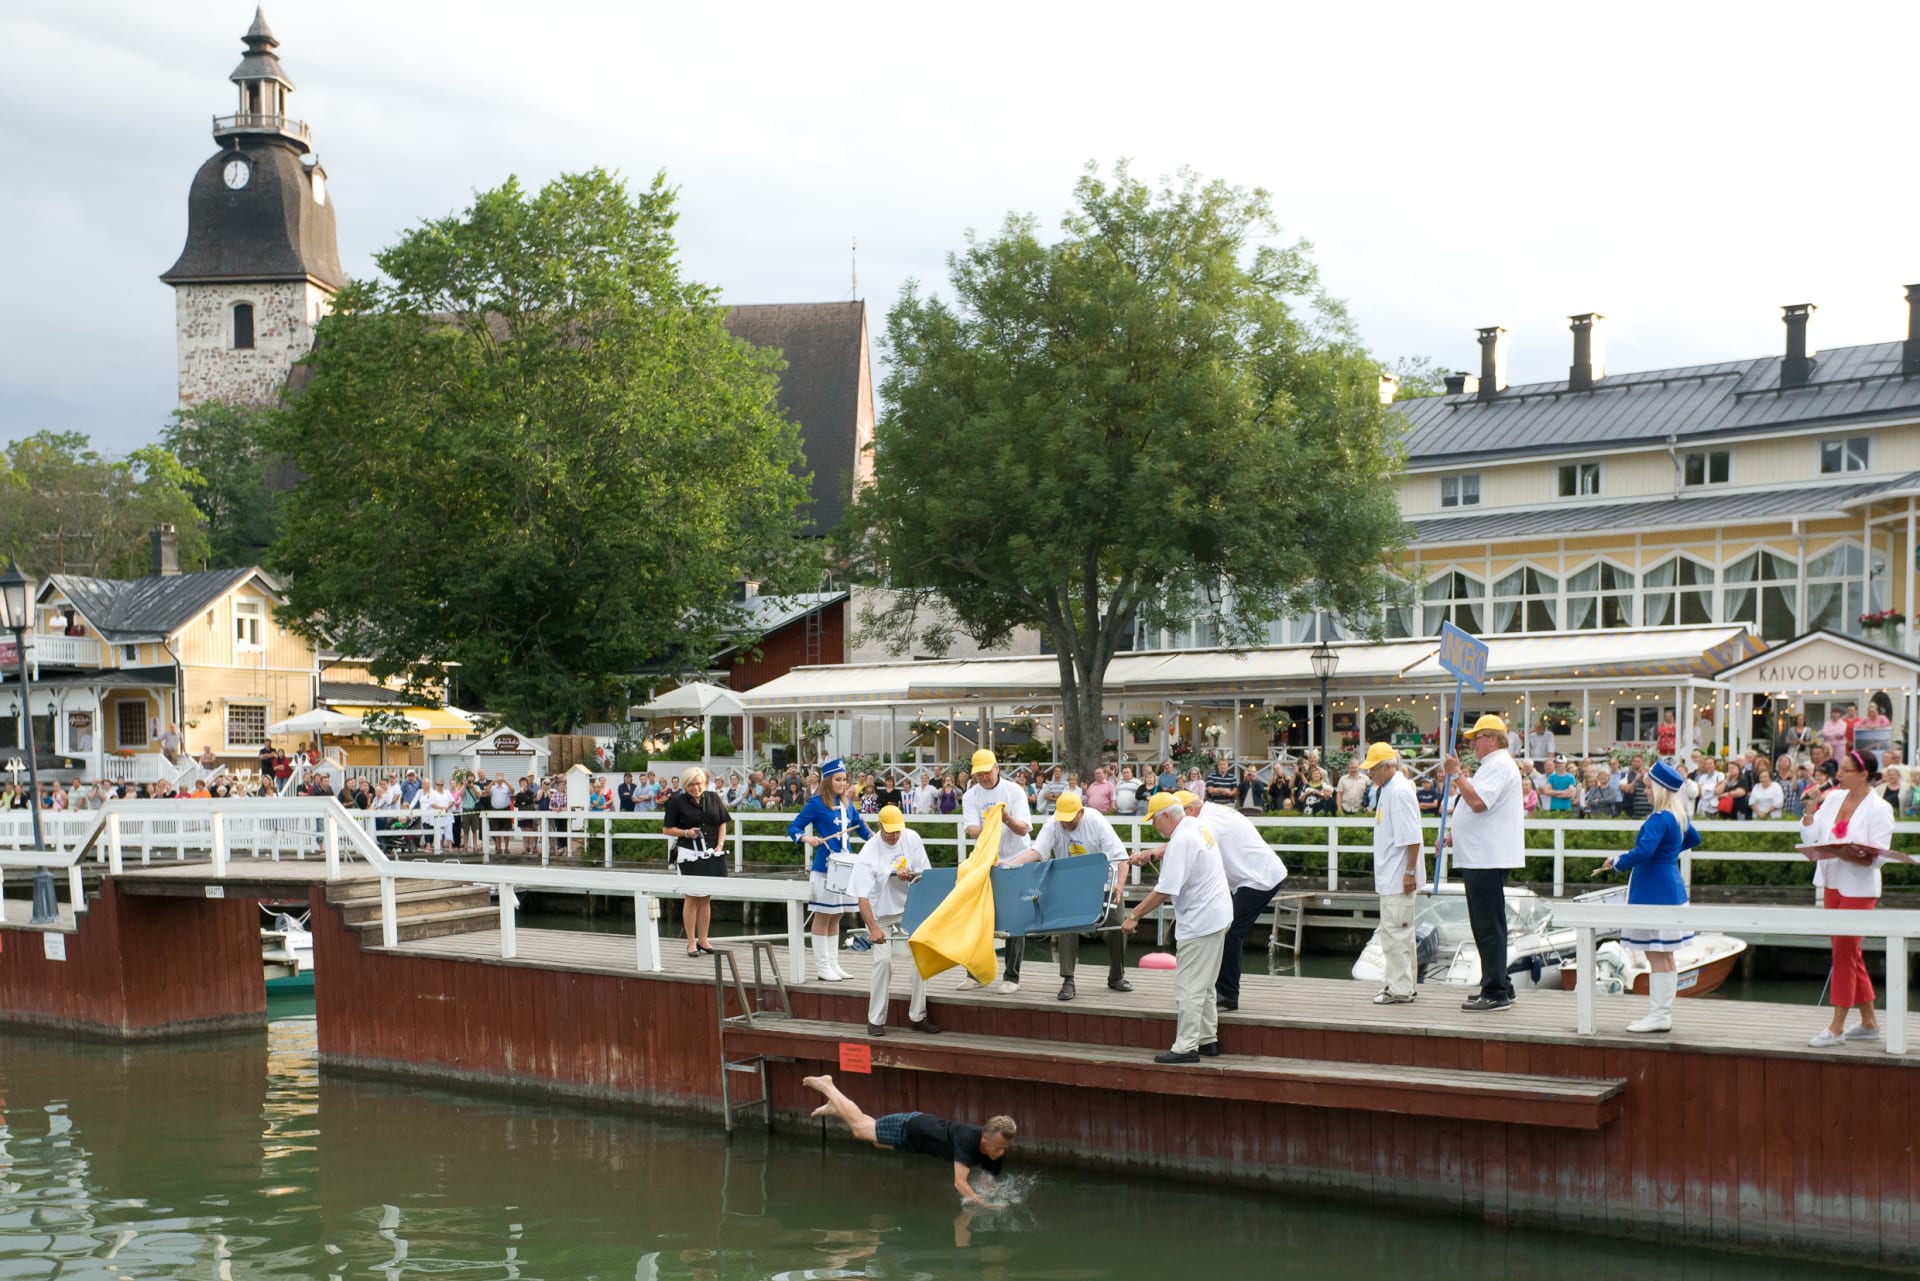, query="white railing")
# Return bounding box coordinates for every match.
[99,754,174,783]
[1555,901,1920,1055]
[26,634,101,667]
